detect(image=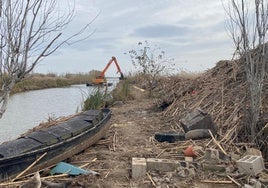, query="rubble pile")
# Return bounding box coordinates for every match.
[157,60,268,160]
[131,60,267,187]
